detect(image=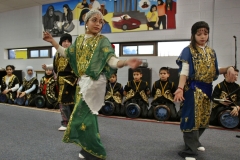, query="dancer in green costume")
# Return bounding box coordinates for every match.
[43,9,142,160]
